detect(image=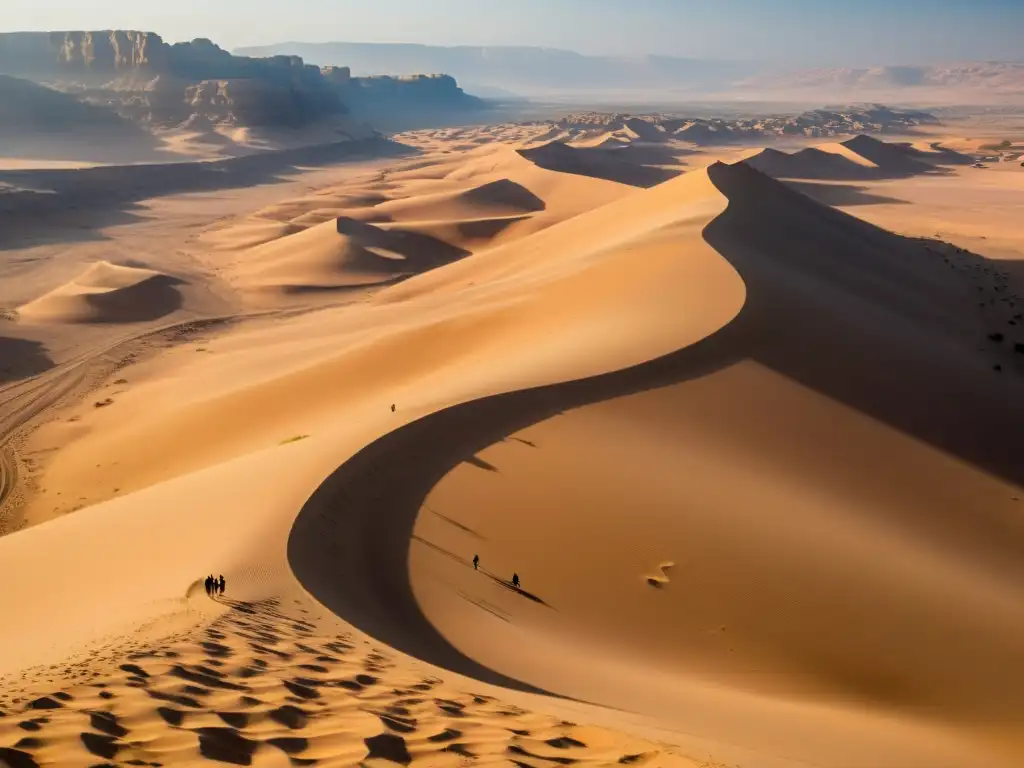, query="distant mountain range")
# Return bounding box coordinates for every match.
[233,42,752,99]
[234,42,1024,103]
[737,62,1024,100]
